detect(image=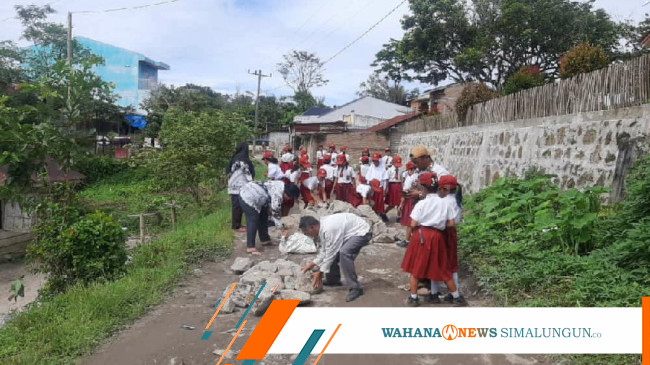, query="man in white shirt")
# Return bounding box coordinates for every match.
[300,214,372,302]
[410,145,449,177]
